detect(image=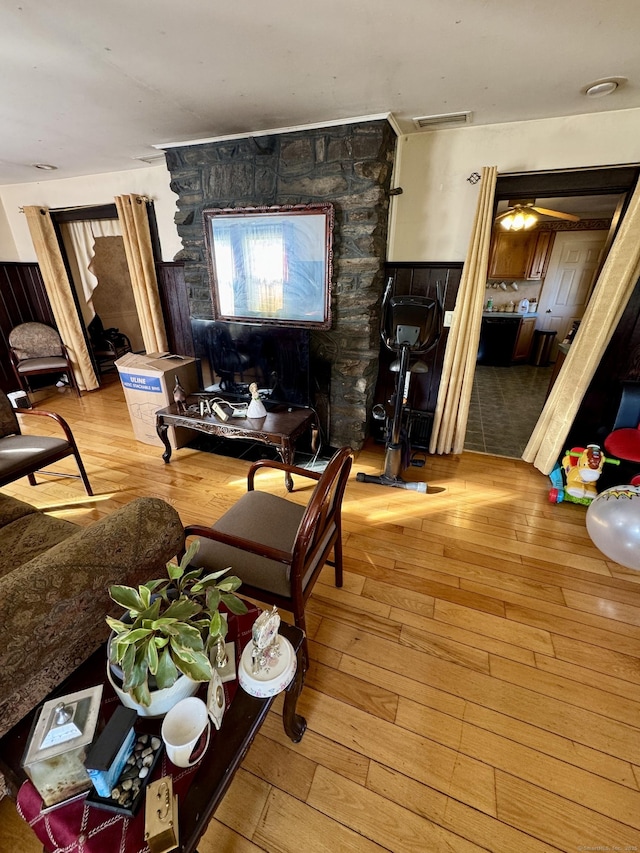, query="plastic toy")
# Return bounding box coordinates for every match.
[549,445,619,505]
